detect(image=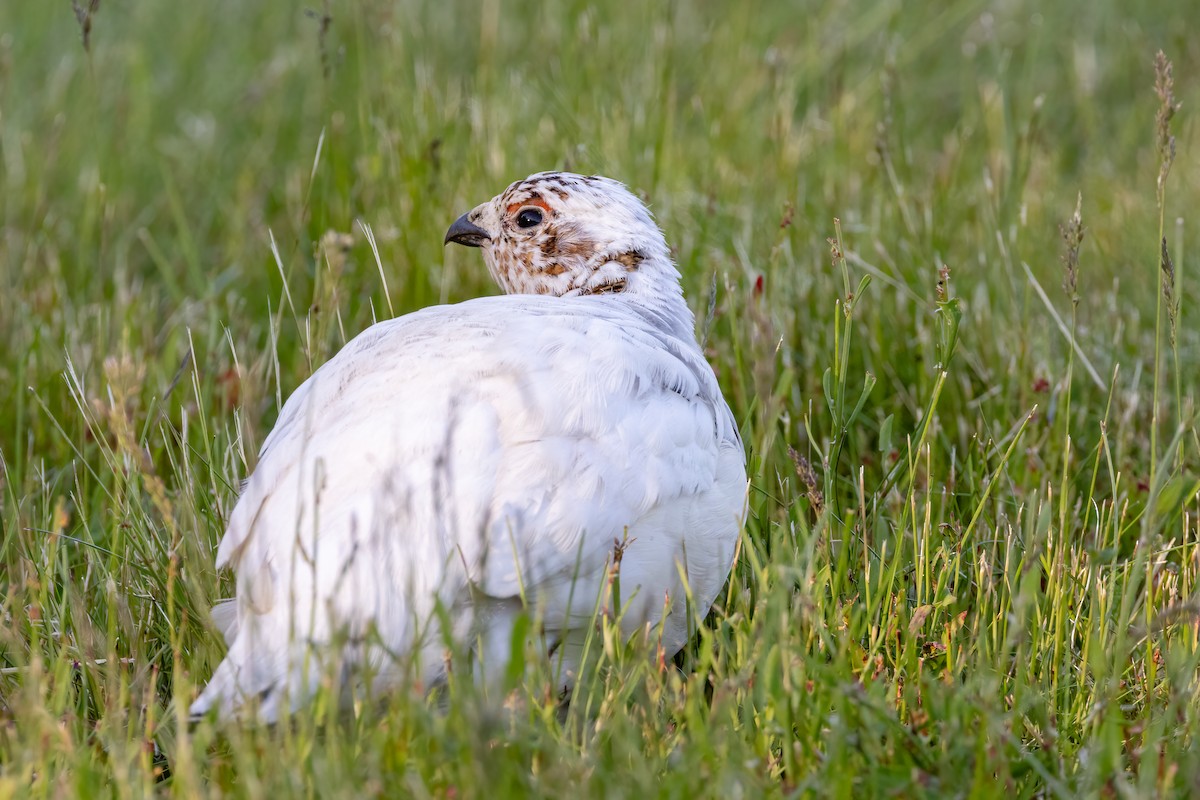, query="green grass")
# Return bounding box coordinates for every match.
[3,0,1200,796]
